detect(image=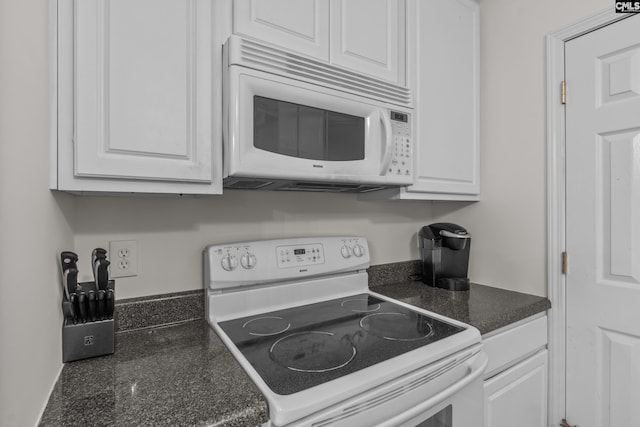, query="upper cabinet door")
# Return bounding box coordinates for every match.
[233,0,330,60]
[54,0,222,195]
[410,0,480,196]
[73,0,213,183]
[330,0,405,84]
